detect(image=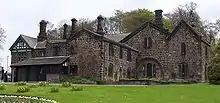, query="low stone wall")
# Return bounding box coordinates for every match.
[0,95,57,103]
